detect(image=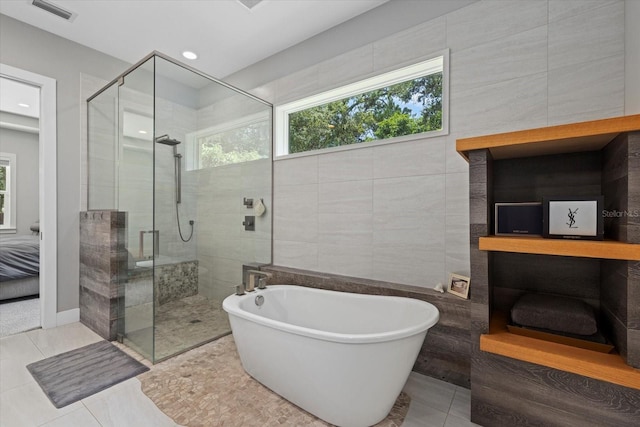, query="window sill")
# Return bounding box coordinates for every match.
[0,228,17,234]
